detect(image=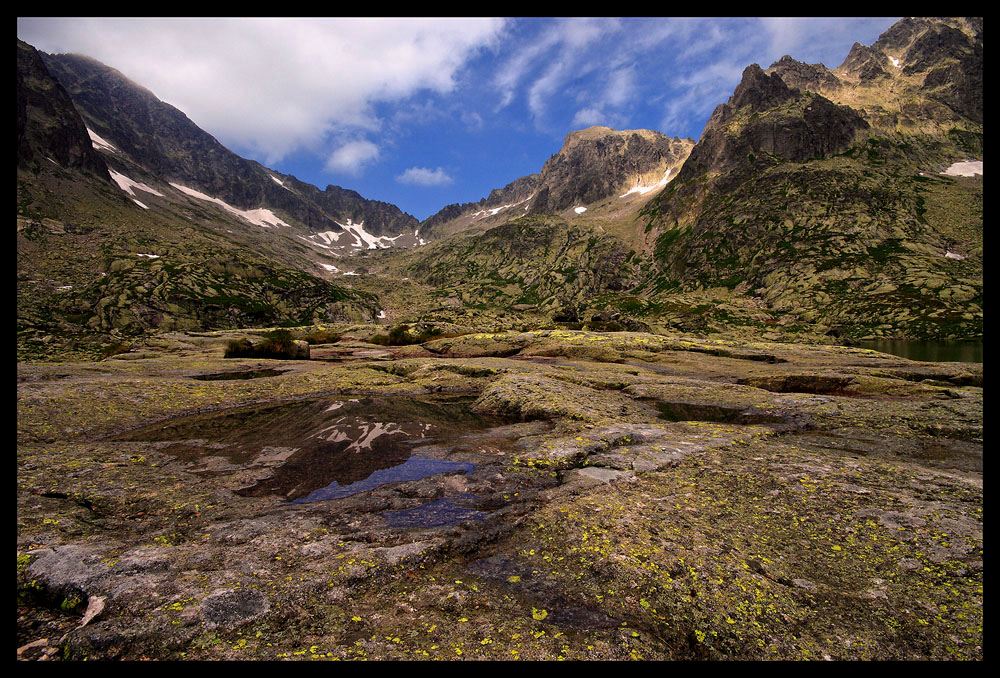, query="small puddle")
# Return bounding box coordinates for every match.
[290,458,474,504]
[736,375,855,395]
[191,369,286,381]
[655,401,787,426]
[115,395,522,503]
[382,496,489,528]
